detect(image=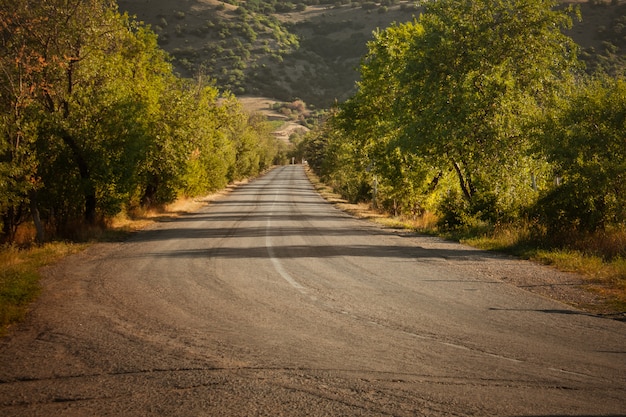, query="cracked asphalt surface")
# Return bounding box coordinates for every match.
[1,165,625,416]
